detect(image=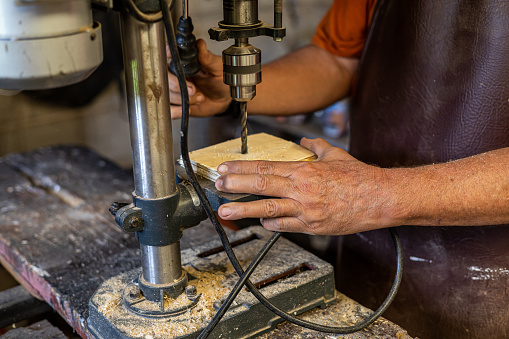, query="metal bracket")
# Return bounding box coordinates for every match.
[208,21,286,42]
[110,182,207,246]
